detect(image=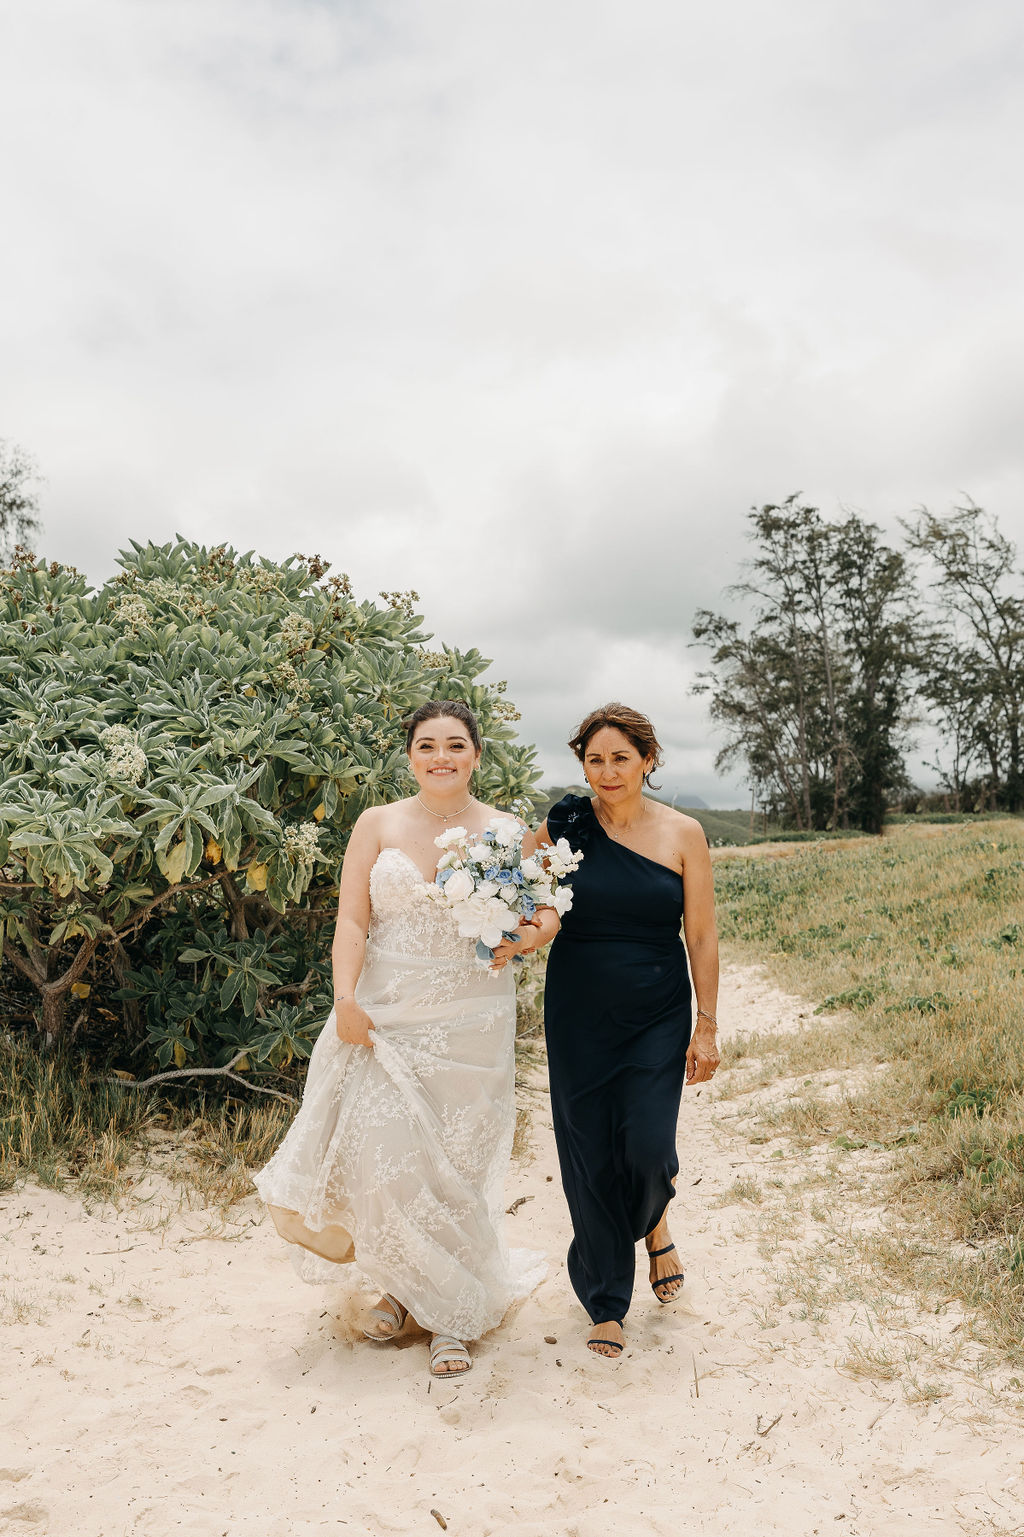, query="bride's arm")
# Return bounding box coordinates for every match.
[331,810,381,1046]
